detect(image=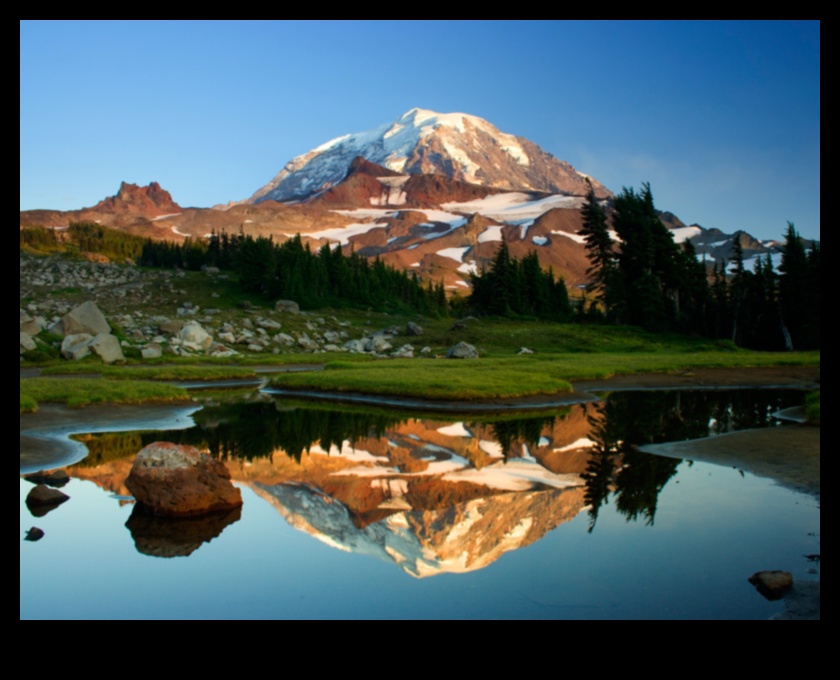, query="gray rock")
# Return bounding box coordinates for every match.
[275,300,300,314]
[62,301,110,336]
[446,342,479,359]
[297,334,319,351]
[365,335,393,353]
[20,332,37,355]
[61,333,94,360]
[257,318,282,331]
[343,339,367,353]
[141,344,163,360]
[392,344,415,358]
[323,331,341,344]
[90,333,125,364]
[406,322,424,336]
[20,318,42,336]
[159,319,185,335]
[178,321,213,351]
[518,347,535,355]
